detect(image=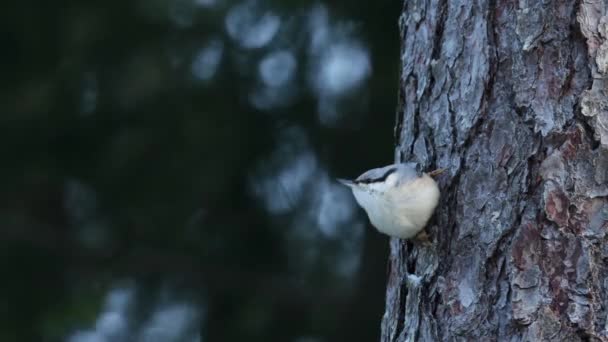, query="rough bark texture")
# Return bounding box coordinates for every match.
[382,0,608,341]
